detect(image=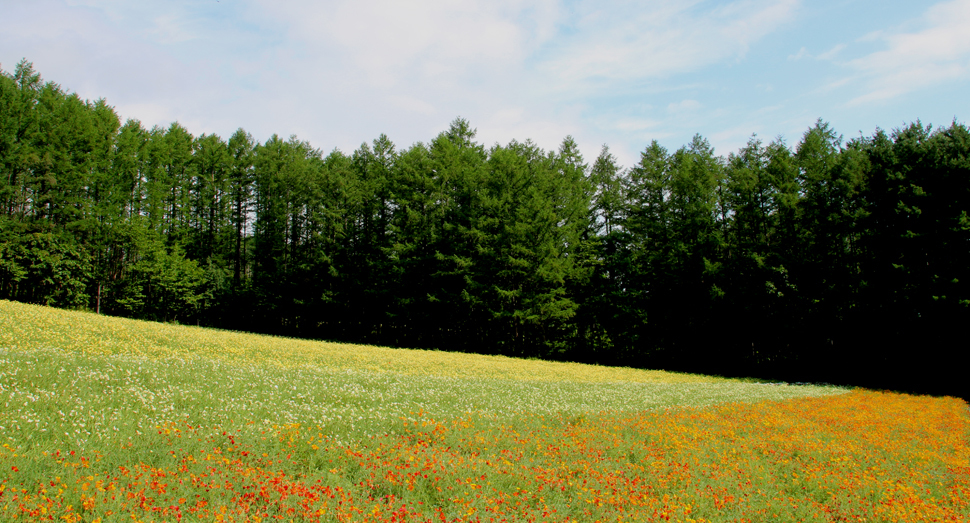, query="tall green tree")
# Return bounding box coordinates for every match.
[854,122,970,392]
[384,141,442,347]
[422,118,489,349]
[251,134,326,333]
[189,133,230,262]
[227,128,256,292]
[624,136,723,368]
[717,135,801,366]
[571,145,632,363]
[0,60,42,221]
[791,120,868,374]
